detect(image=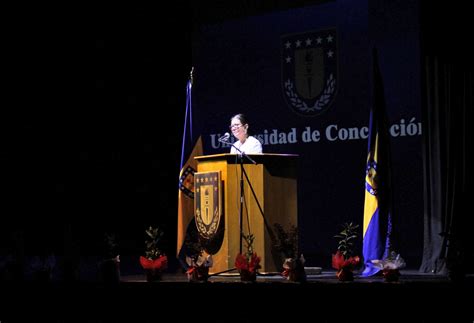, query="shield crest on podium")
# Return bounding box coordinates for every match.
[194,171,223,253]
